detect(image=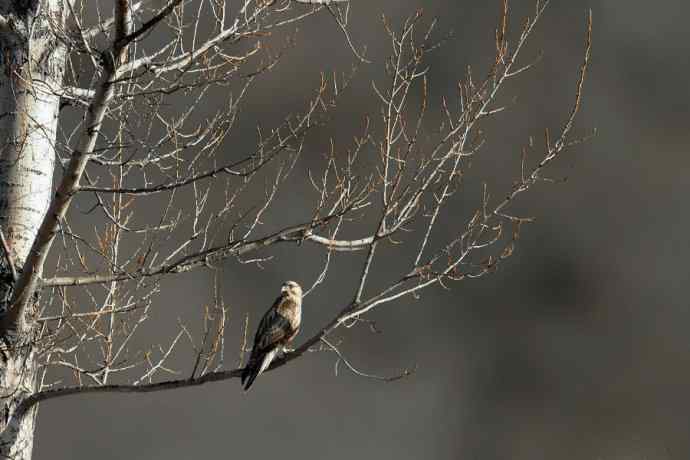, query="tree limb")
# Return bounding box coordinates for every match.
[42,211,384,288]
[79,0,147,40]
